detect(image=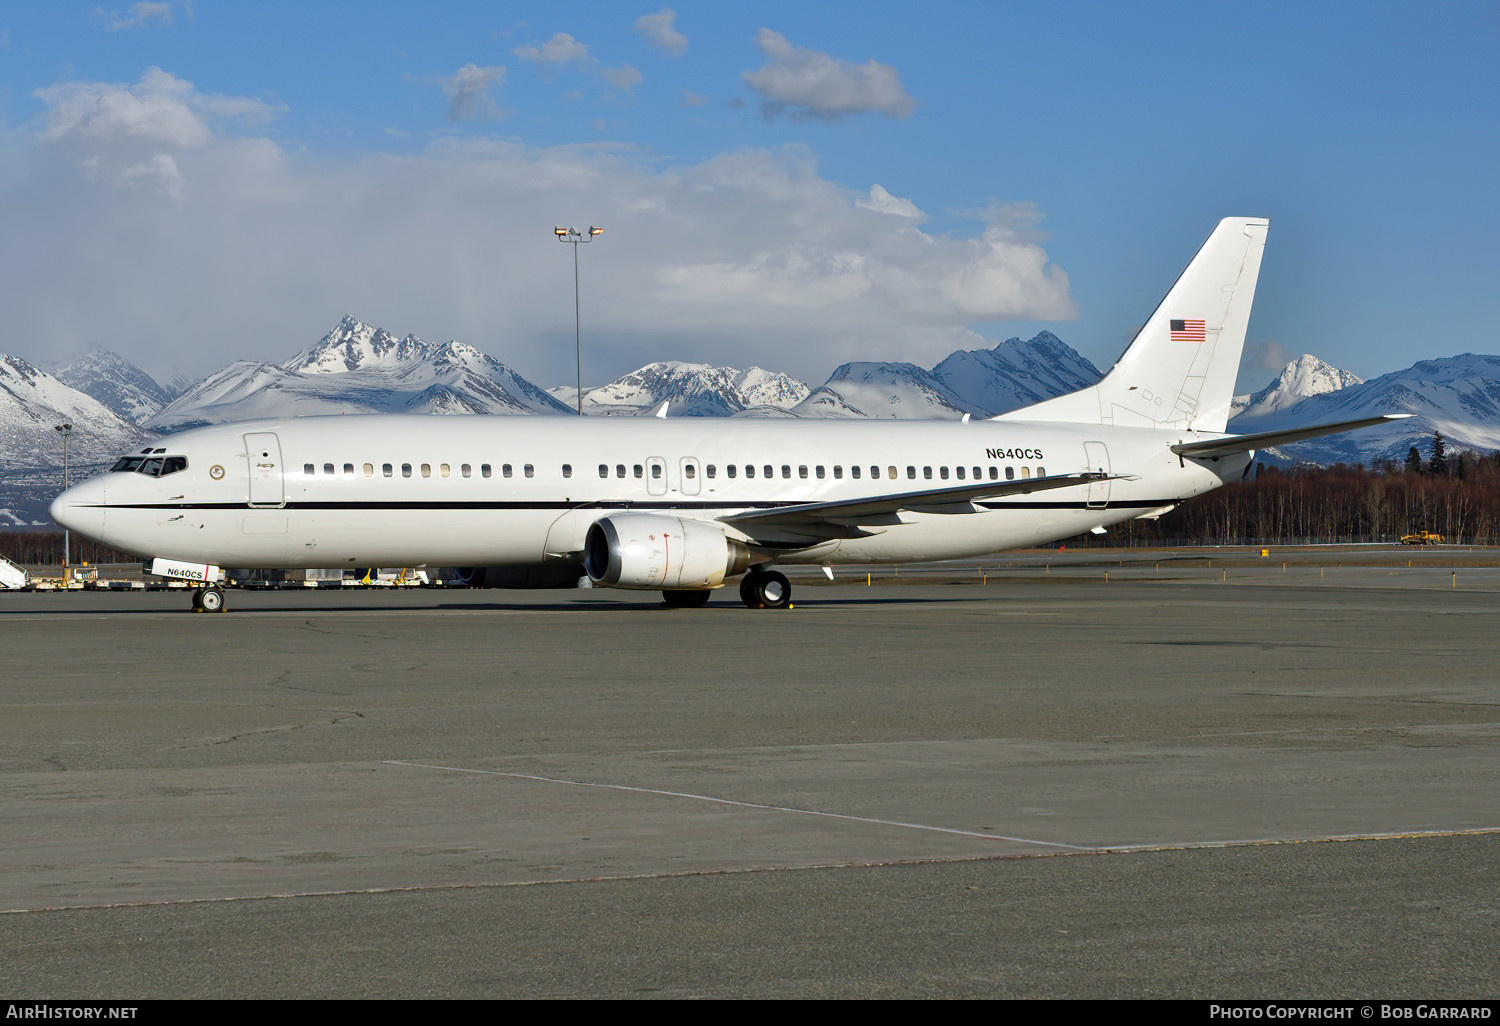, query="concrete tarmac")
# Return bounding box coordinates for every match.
[1,565,1497,998]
